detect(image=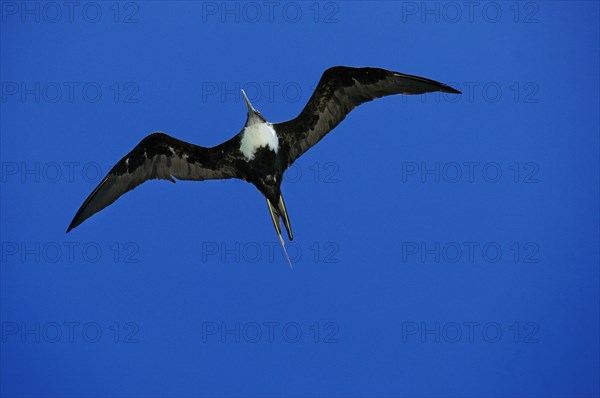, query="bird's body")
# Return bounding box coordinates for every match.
[237,118,286,210]
[67,66,461,265]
